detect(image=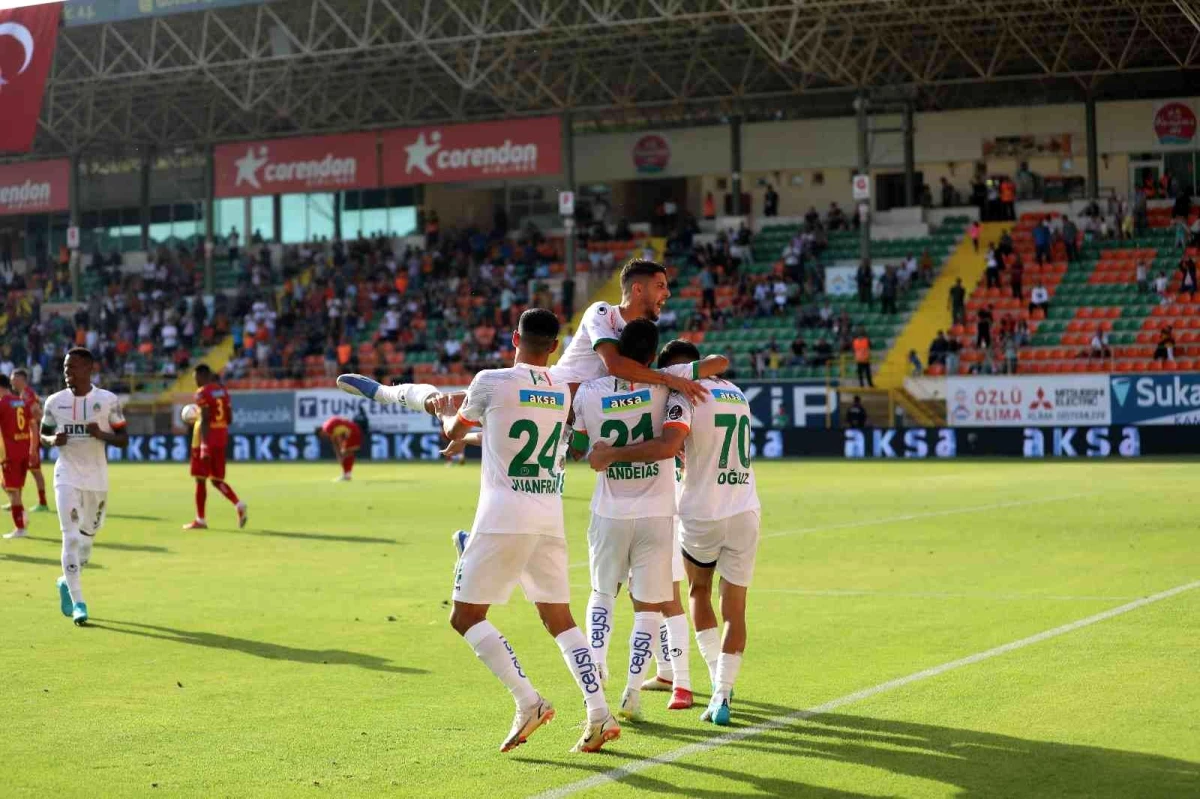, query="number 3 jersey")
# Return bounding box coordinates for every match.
[665,377,760,523]
[458,363,569,538]
[41,388,126,492]
[572,363,698,520]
